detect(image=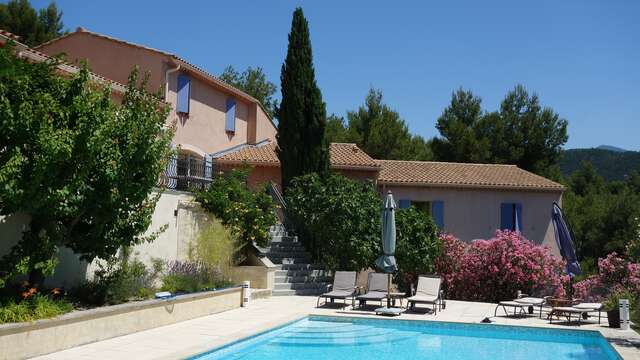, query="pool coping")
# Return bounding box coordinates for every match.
[182,314,624,360]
